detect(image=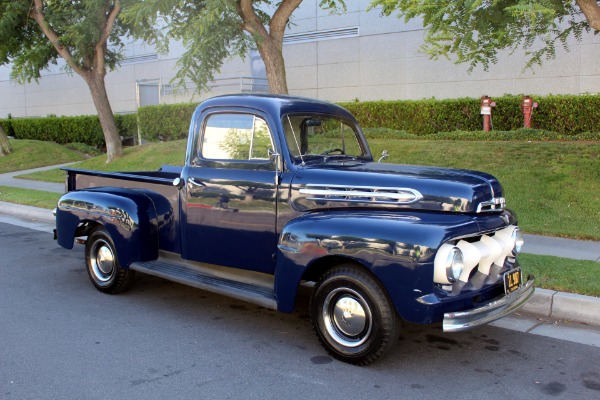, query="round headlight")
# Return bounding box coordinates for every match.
[512,227,524,254]
[446,247,464,282]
